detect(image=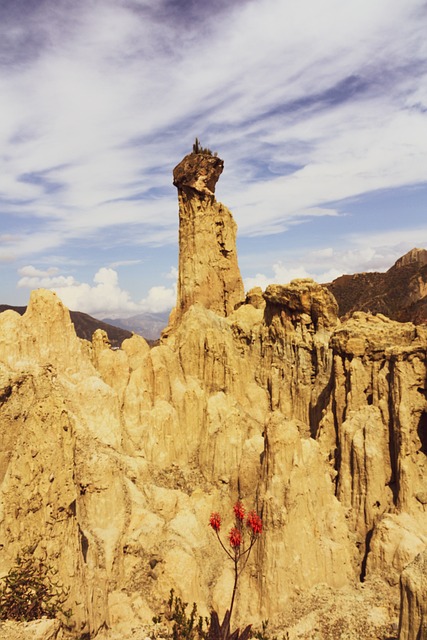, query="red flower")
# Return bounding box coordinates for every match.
[233,502,245,522]
[246,511,262,535]
[209,512,221,532]
[229,527,242,548]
